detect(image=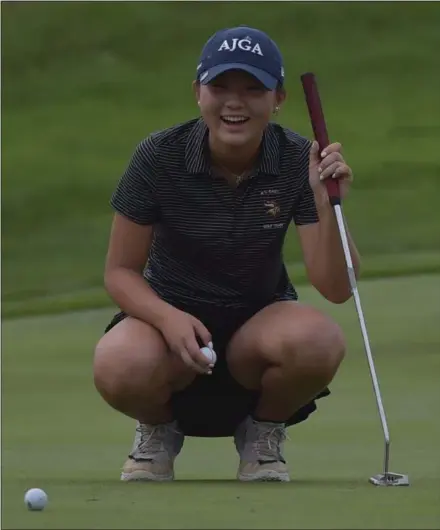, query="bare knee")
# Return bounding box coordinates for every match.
[239,305,346,376]
[271,313,346,379]
[295,317,346,372]
[93,317,193,405]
